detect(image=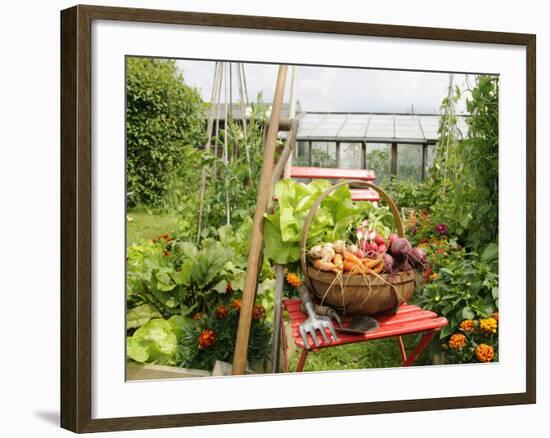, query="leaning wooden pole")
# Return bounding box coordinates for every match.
[232,65,288,375]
